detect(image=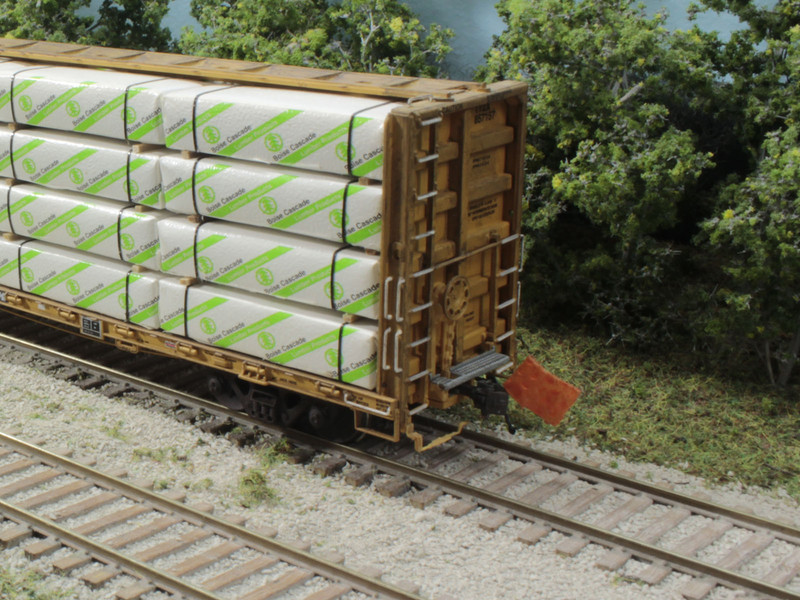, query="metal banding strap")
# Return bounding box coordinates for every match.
[192,219,206,280]
[5,183,15,235]
[125,148,134,203]
[122,77,166,141]
[16,238,32,291]
[9,65,49,124]
[346,101,392,177]
[191,86,236,153]
[124,270,132,323]
[190,156,205,216]
[337,323,345,382]
[8,130,17,181]
[116,203,135,262]
[182,280,193,339]
[341,180,356,244]
[329,245,348,312]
